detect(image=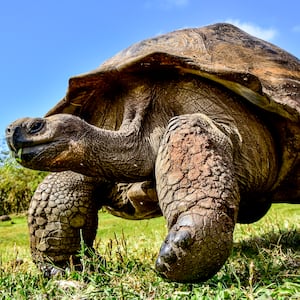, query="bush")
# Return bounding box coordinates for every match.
[0,158,46,215]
